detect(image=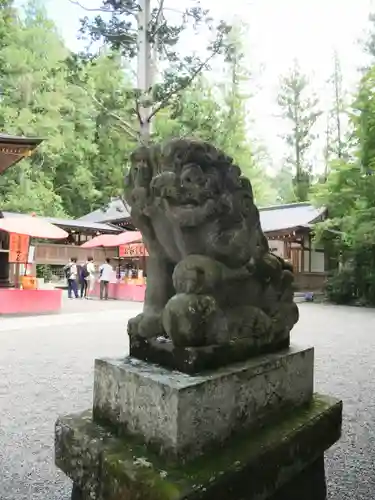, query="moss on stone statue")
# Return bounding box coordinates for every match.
[56,394,342,500]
